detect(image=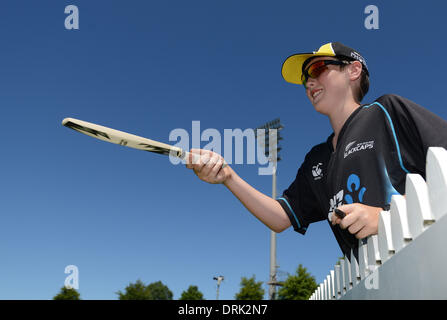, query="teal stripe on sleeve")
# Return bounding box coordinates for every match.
[277,197,303,229]
[363,102,410,174]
